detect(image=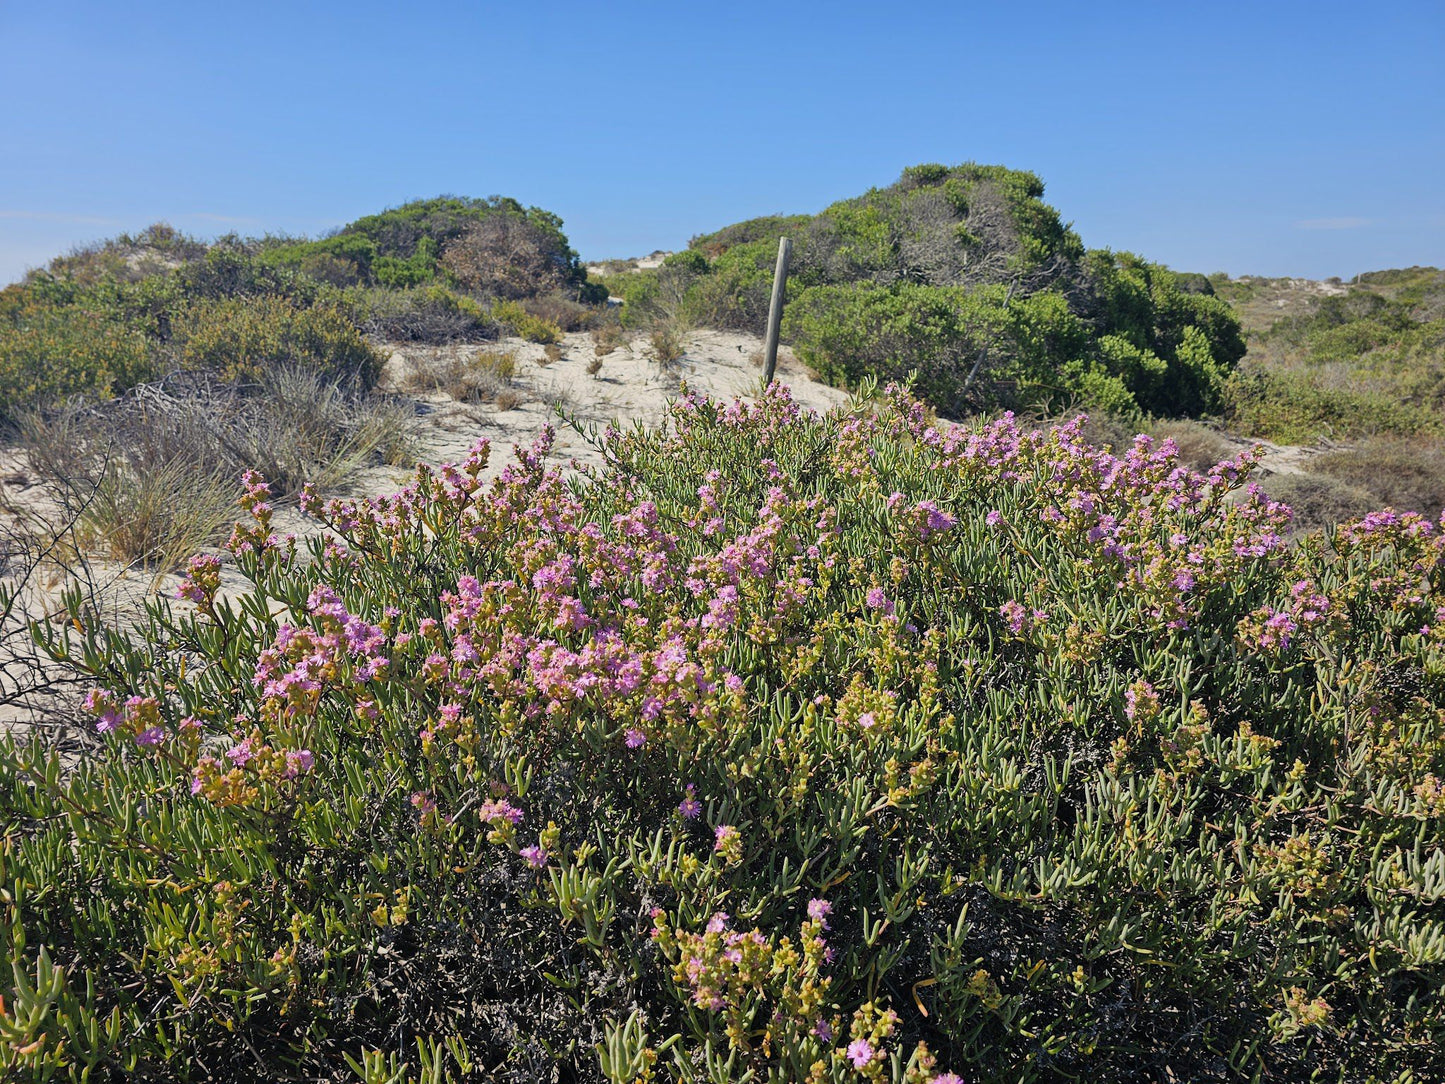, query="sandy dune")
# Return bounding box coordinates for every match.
[372,327,844,487]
